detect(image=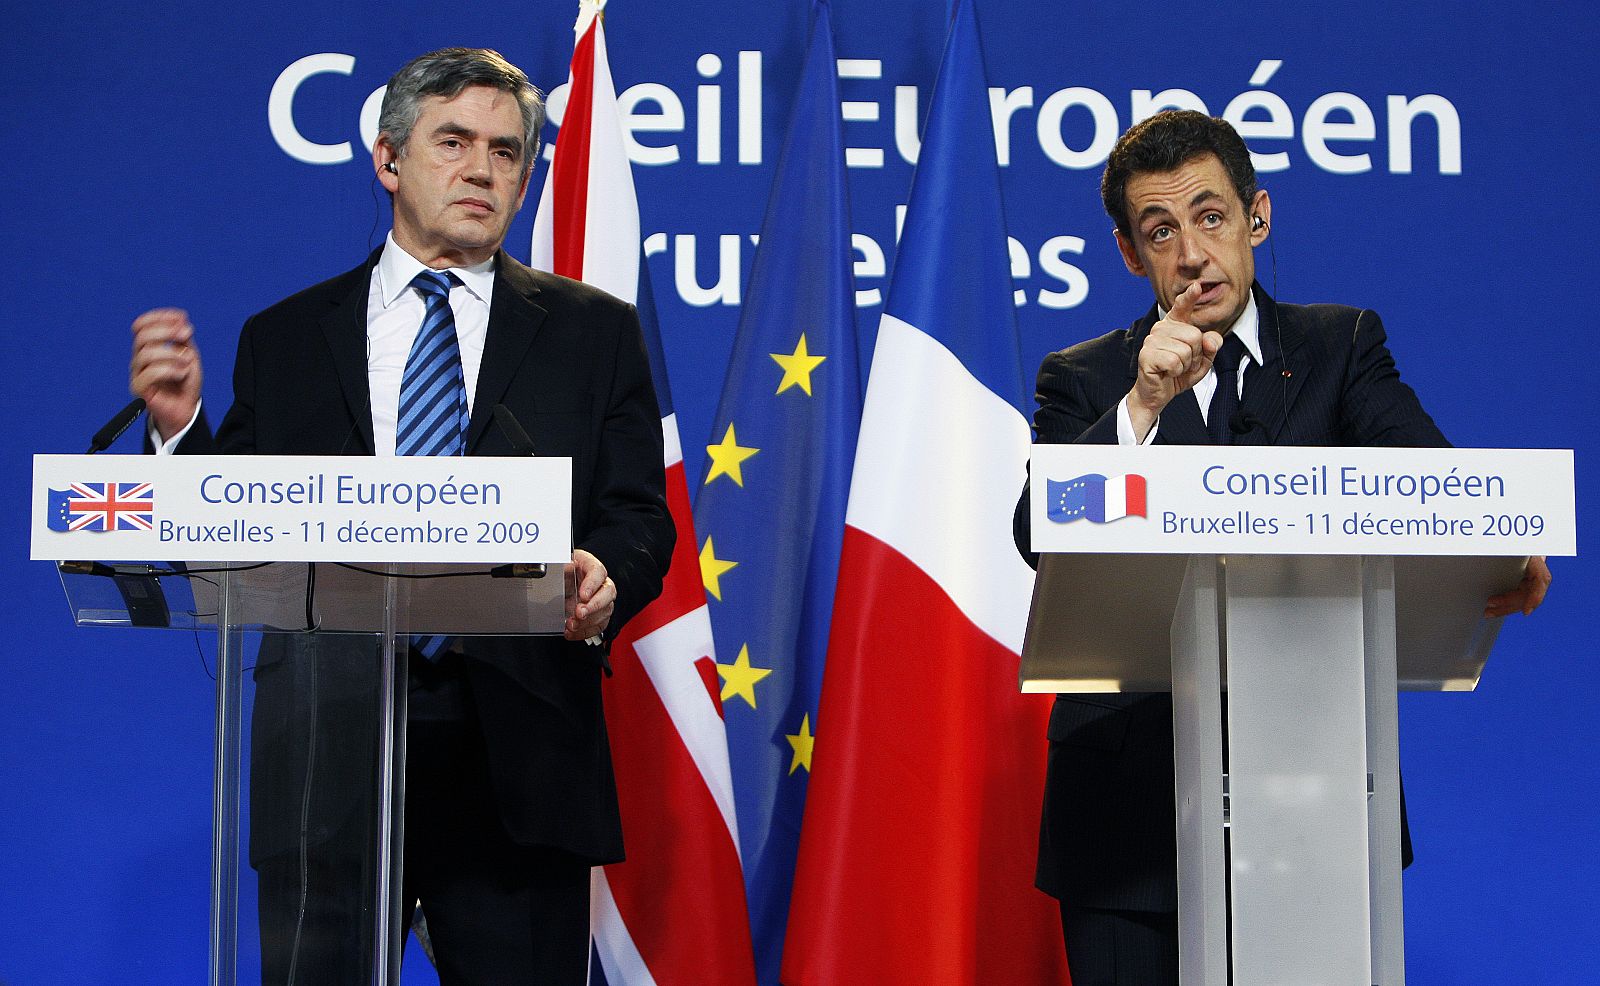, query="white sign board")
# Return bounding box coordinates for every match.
[32,455,572,564]
[1029,446,1575,556]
